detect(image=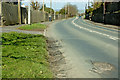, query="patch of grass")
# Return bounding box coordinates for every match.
[18,23,46,31]
[2,32,53,78]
